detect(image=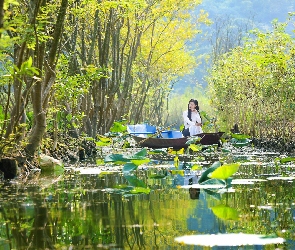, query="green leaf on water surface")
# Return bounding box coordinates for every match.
[96,141,111,146]
[130,187,151,194]
[211,204,239,221]
[231,138,252,147]
[222,148,231,153]
[171,169,185,176]
[123,163,138,173]
[113,184,133,190]
[189,143,202,152]
[97,135,112,143]
[122,141,131,148]
[96,158,104,165]
[104,154,129,164]
[231,133,251,140]
[191,164,202,170]
[130,158,150,166]
[277,157,295,164]
[124,175,146,188]
[198,161,221,184]
[134,148,148,157]
[209,163,240,180]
